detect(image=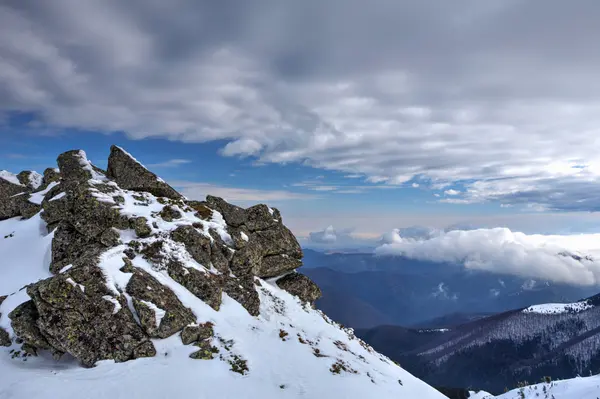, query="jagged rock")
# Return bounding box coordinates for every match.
[106,145,181,199]
[100,228,122,247]
[50,223,101,274]
[17,171,43,190]
[24,273,155,367]
[133,217,152,238]
[189,340,218,360]
[0,328,10,347]
[126,268,195,339]
[0,175,27,220]
[229,226,251,250]
[256,255,303,279]
[42,168,61,188]
[222,275,261,316]
[68,184,126,239]
[9,301,53,351]
[206,196,247,227]
[171,225,212,268]
[159,205,182,222]
[245,204,278,232]
[230,244,263,277]
[168,261,222,311]
[19,200,41,219]
[253,224,303,259]
[276,273,322,304]
[0,295,5,305]
[181,322,214,345]
[57,150,94,183]
[41,188,72,226]
[186,201,213,220]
